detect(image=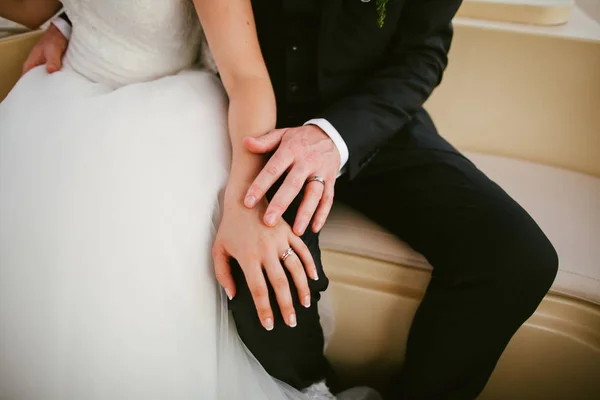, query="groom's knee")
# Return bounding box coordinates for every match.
[228,257,331,389]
